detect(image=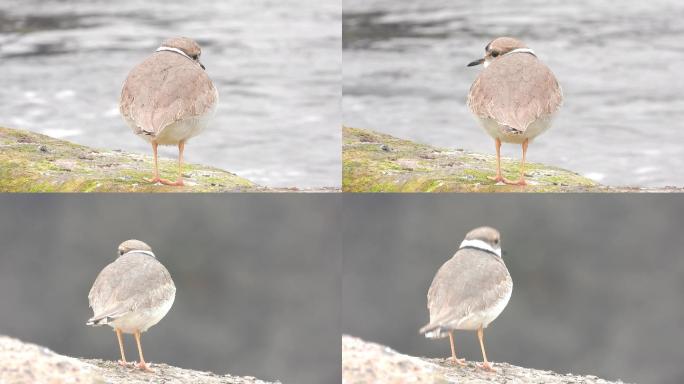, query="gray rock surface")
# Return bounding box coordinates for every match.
[0,336,103,384]
[0,336,278,384]
[342,335,630,384]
